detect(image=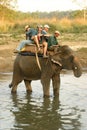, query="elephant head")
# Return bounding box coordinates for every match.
[51,45,82,77]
